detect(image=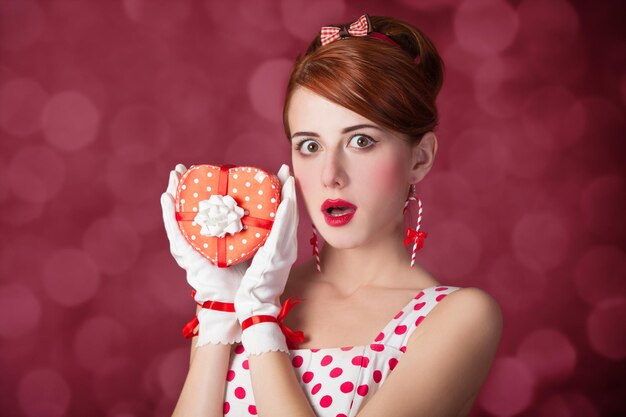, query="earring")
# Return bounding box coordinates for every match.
[403,184,428,268]
[310,224,322,273]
